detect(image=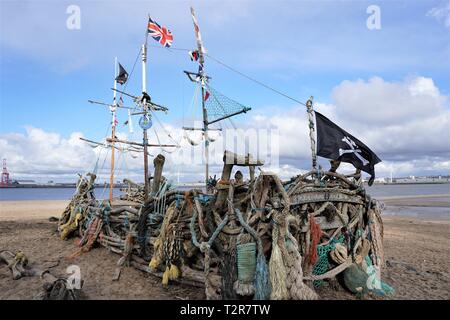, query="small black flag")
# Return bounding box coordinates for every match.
[115,63,128,85]
[315,111,381,185]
